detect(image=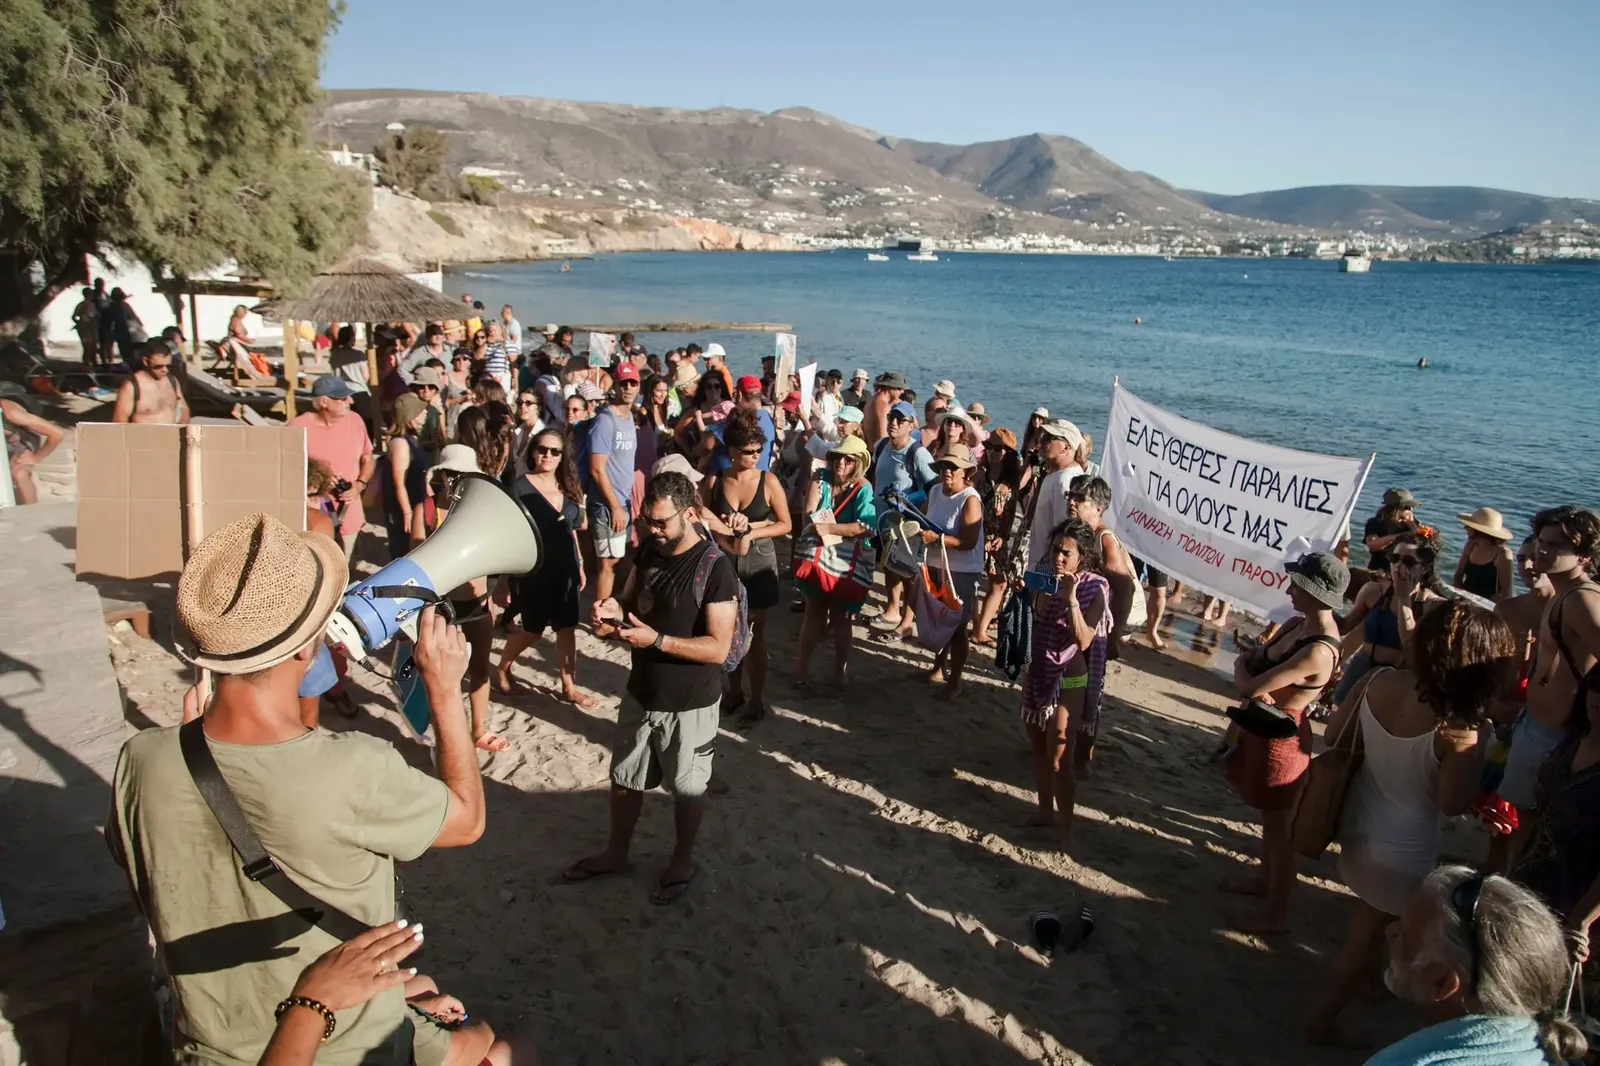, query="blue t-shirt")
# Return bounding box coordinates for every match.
[577,407,638,507]
[707,408,775,474]
[872,437,936,505]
